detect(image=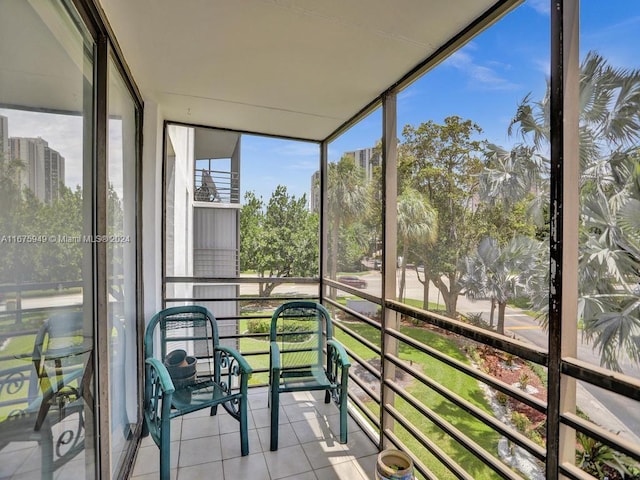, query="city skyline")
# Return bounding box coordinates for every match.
[1,114,66,204]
